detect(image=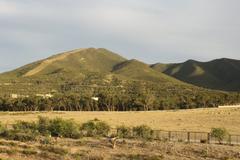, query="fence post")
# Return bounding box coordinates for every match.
[207,133,211,144]
[168,131,171,141]
[187,132,190,143]
[229,135,231,145]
